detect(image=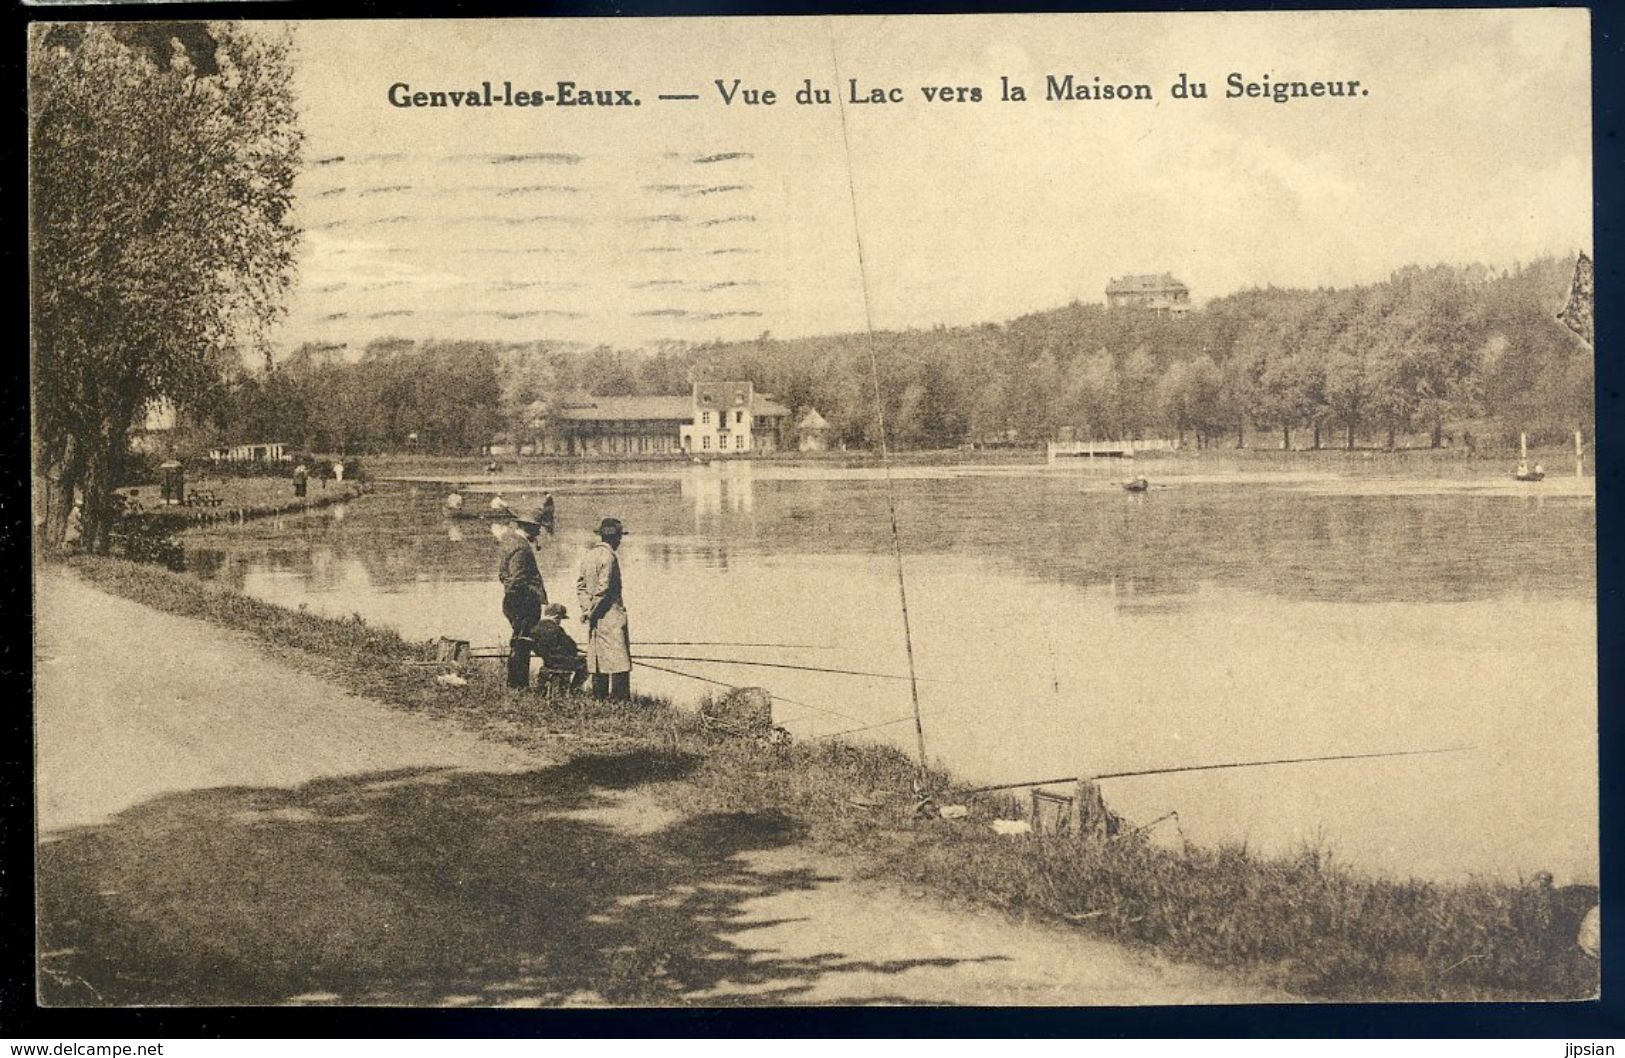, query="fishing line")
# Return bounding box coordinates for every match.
[635,658,866,725]
[633,652,939,683]
[960,745,1474,796]
[827,19,929,772]
[813,712,919,741]
[637,640,835,650]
